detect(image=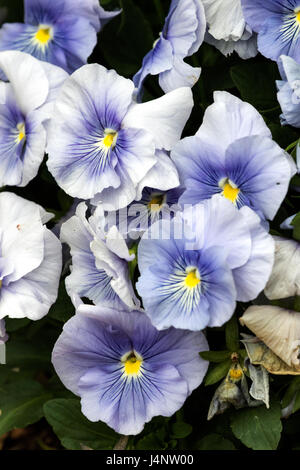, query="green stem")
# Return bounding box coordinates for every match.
[113,435,129,450]
[285,139,299,153]
[260,105,281,114]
